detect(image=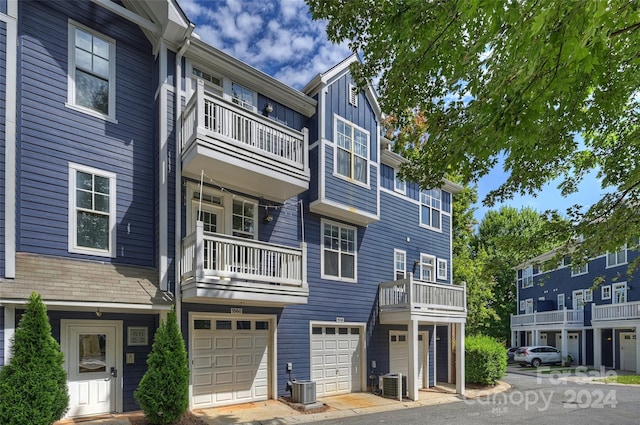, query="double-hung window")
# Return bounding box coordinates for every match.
[335,117,369,185]
[519,266,534,288]
[68,22,116,120]
[606,247,627,268]
[437,259,448,280]
[68,163,116,257]
[602,285,611,300]
[394,249,406,280]
[419,254,436,282]
[232,200,256,239]
[322,221,356,281]
[571,263,588,276]
[420,189,442,230]
[394,169,405,194]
